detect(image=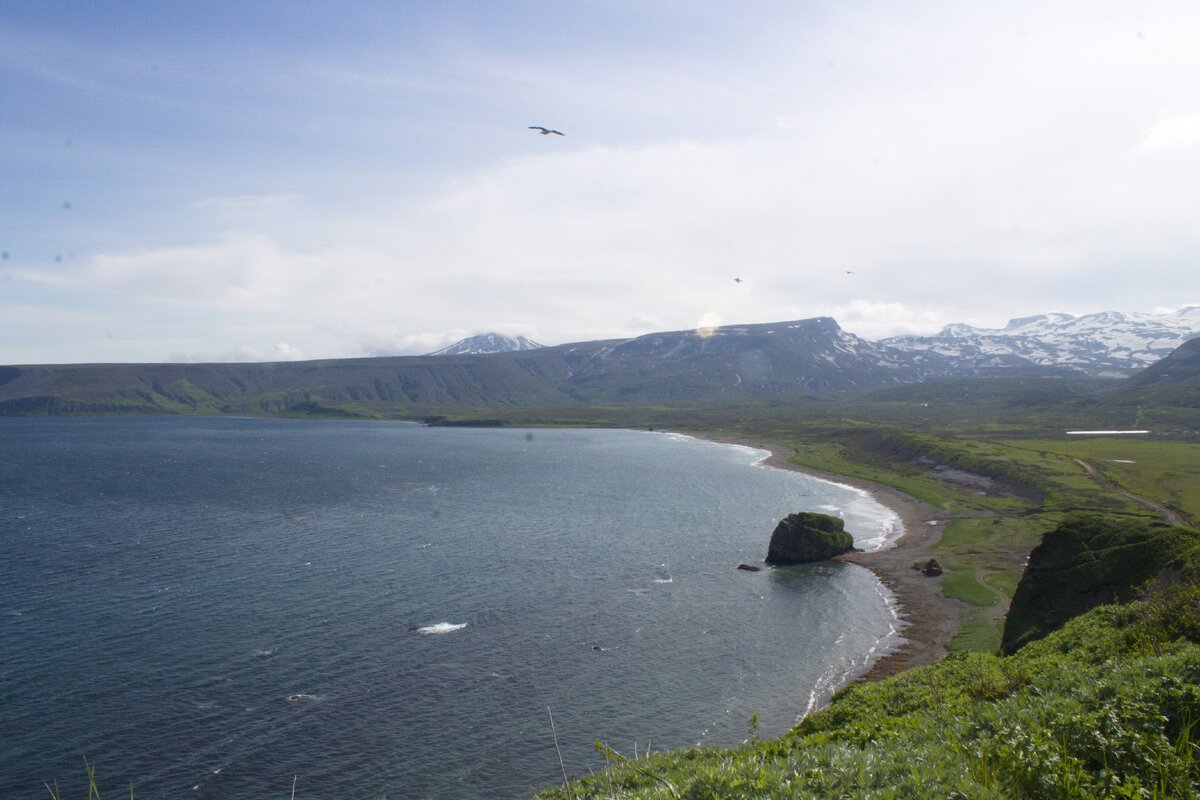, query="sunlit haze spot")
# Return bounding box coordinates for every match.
[695,312,722,338]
